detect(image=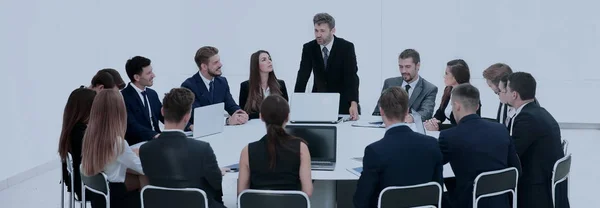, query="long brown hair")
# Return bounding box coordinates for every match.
[260,95,305,170]
[439,59,471,109]
[58,87,96,160]
[244,50,283,113]
[81,89,128,176]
